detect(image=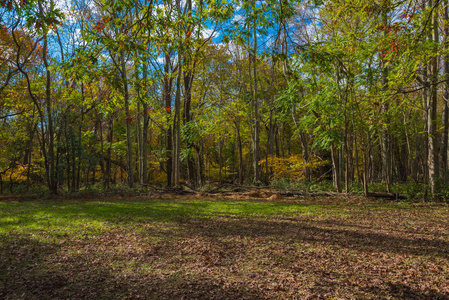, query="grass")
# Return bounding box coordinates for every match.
[0,196,448,299]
